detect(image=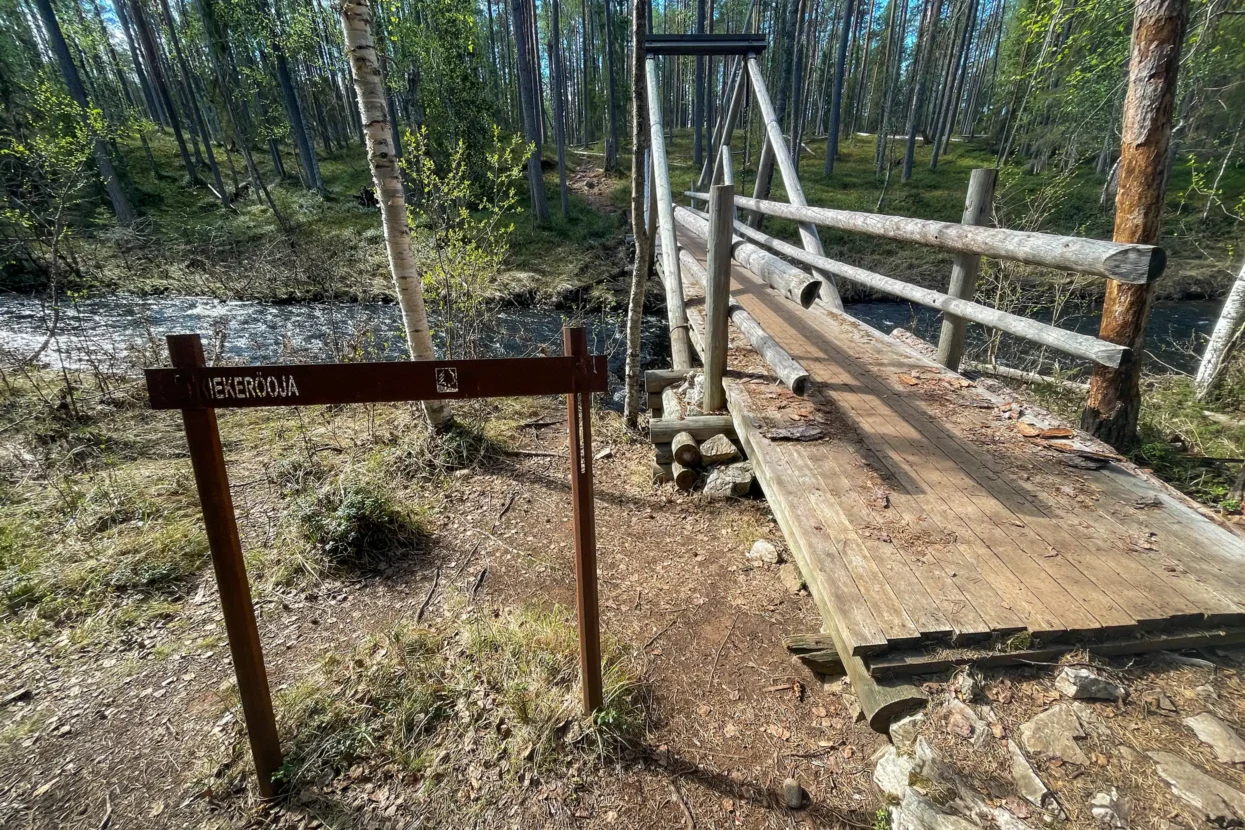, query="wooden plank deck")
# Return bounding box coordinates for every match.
[670,221,1245,662]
